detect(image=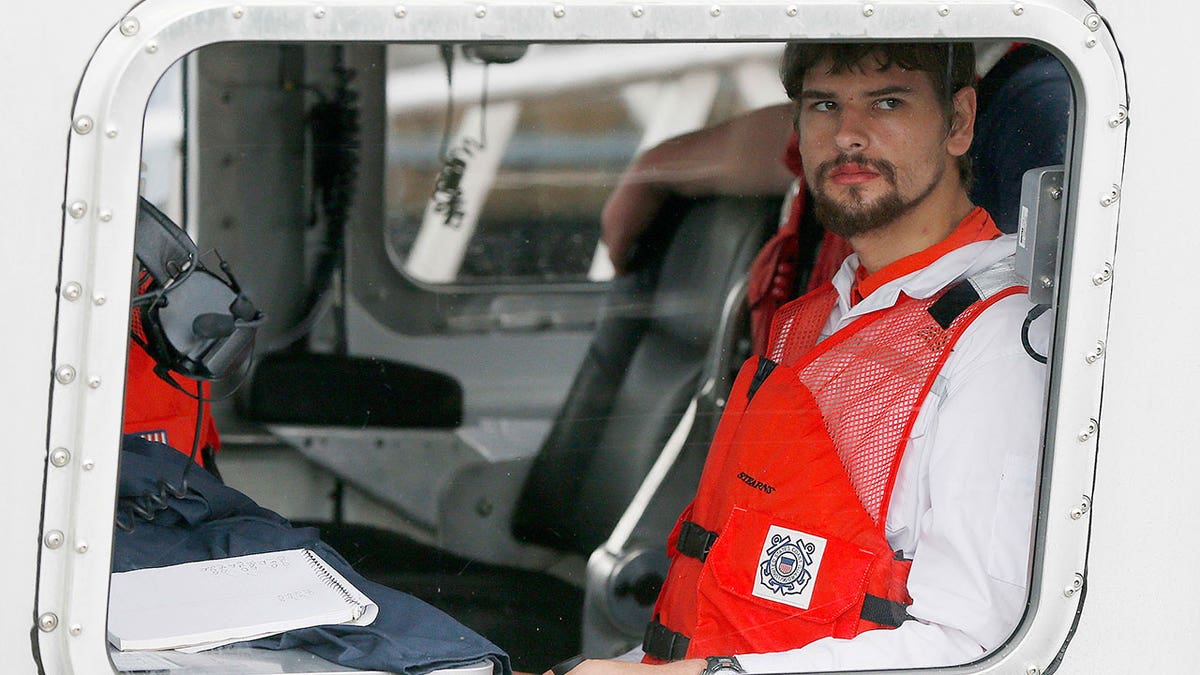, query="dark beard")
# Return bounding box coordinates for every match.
[810,154,942,239]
